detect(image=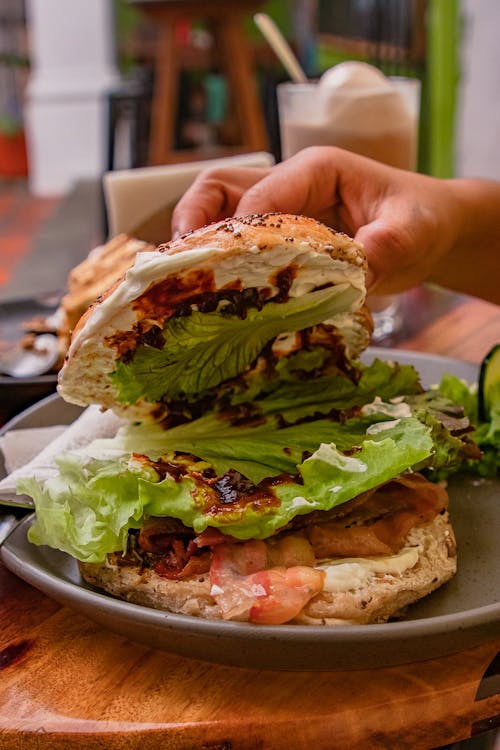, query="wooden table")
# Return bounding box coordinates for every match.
[1,284,499,749]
